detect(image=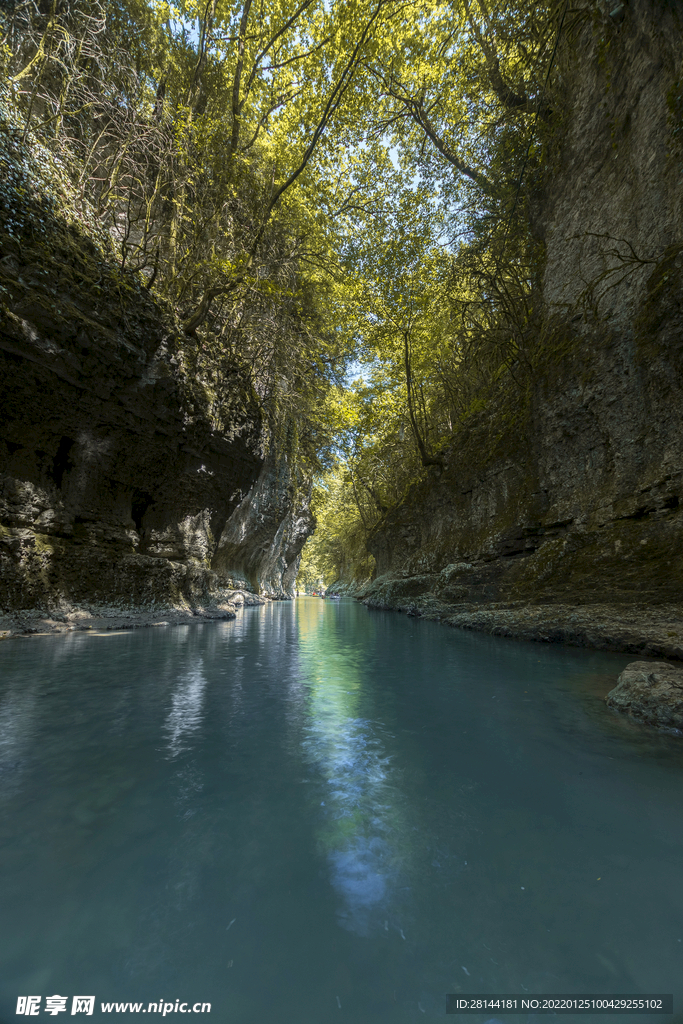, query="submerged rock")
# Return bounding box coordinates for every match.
[606,662,683,731]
